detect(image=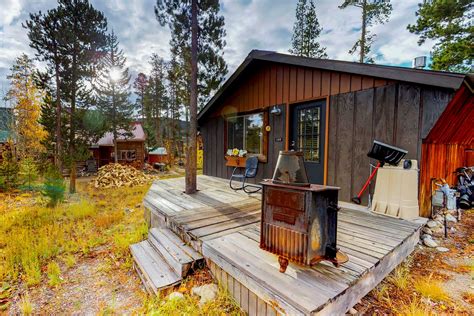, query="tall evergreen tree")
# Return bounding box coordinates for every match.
[155,0,228,109]
[289,0,327,58]
[145,54,168,148]
[25,0,108,193]
[24,6,67,170]
[407,0,473,73]
[95,31,133,163]
[133,73,148,121]
[339,0,392,63]
[156,0,227,193]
